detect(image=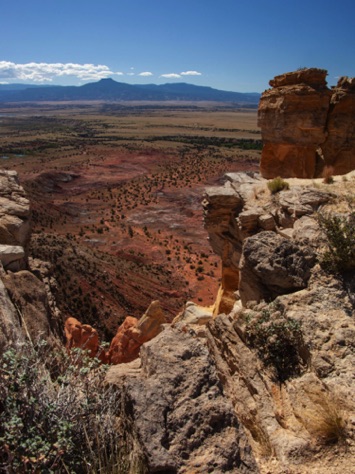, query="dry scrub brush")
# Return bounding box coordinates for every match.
[318,198,355,272]
[0,340,122,473]
[298,388,347,446]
